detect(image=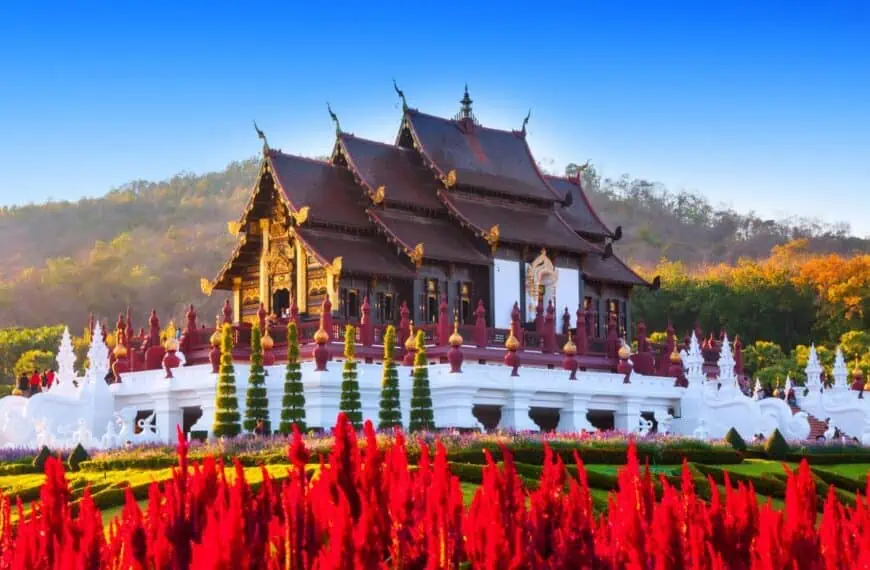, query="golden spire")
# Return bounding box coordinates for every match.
[617,340,631,360]
[164,321,179,351]
[210,316,222,347]
[262,327,274,350]
[405,321,417,351]
[670,347,682,364]
[449,320,463,347]
[505,329,520,351]
[562,331,577,356]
